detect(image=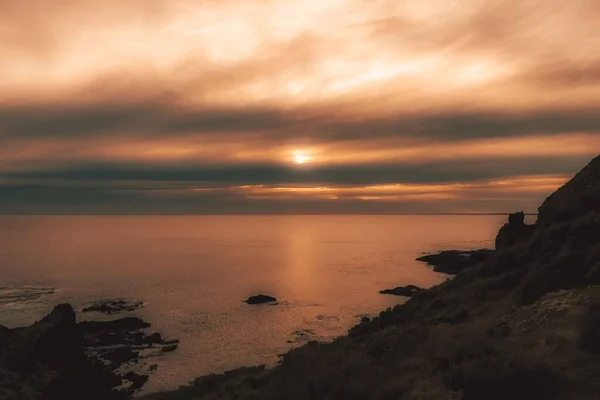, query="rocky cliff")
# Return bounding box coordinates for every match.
[537,155,600,226]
